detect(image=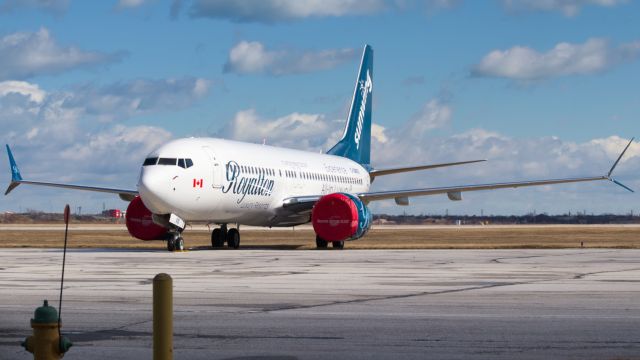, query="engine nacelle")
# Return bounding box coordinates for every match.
[125,196,170,241]
[311,193,372,242]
